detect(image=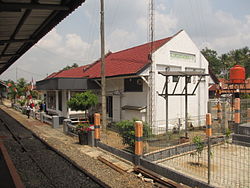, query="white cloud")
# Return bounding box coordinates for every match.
[1,0,249,82]
[106,29,137,52]
[155,11,178,38]
[198,12,250,53]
